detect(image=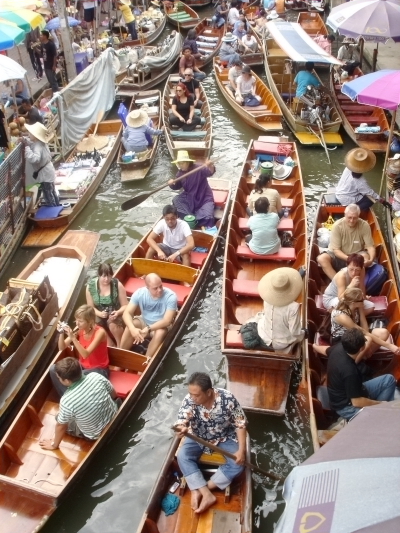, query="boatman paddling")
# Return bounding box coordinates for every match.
[174,372,247,514]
